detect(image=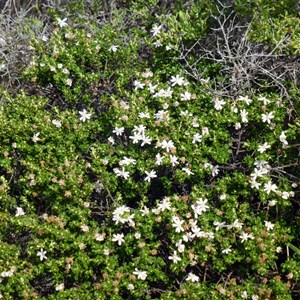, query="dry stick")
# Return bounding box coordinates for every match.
[176,5,299,101]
